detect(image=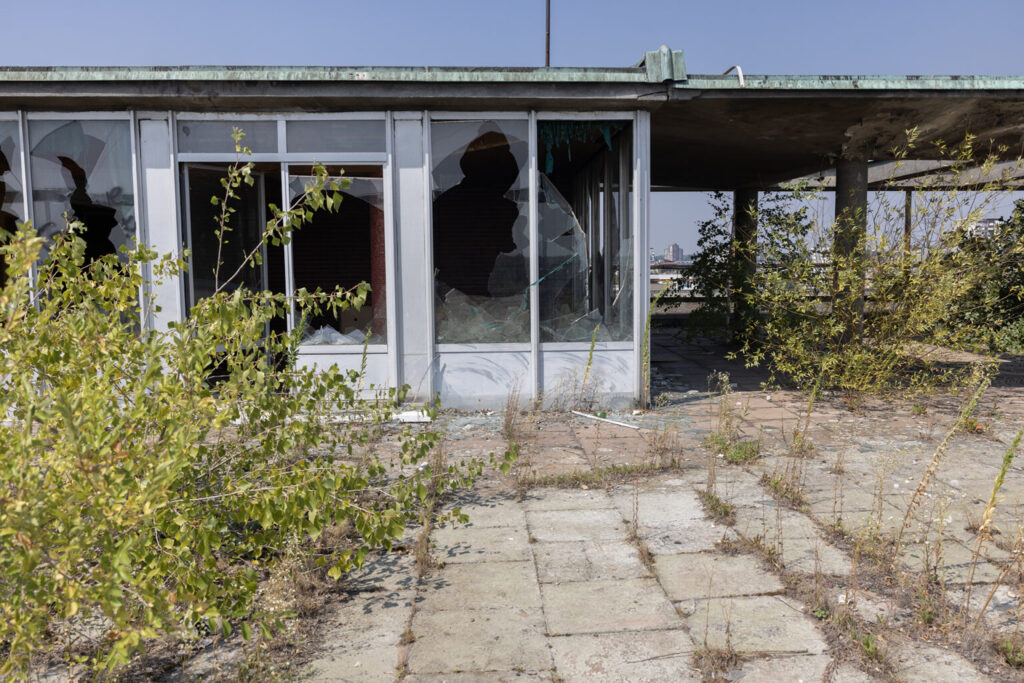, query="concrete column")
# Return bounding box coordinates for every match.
[833,157,868,338]
[732,188,758,340]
